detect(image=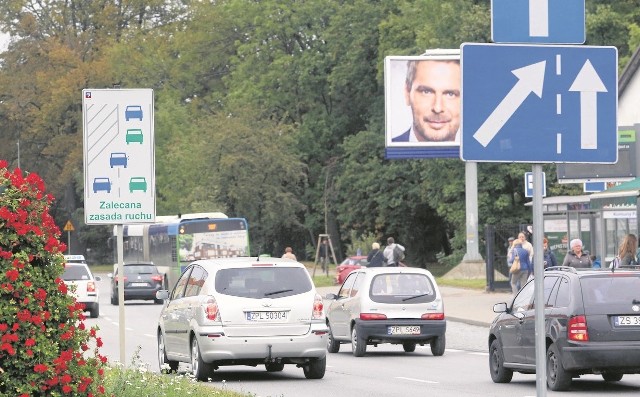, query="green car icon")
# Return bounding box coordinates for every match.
[129,177,147,193]
[125,129,143,144]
